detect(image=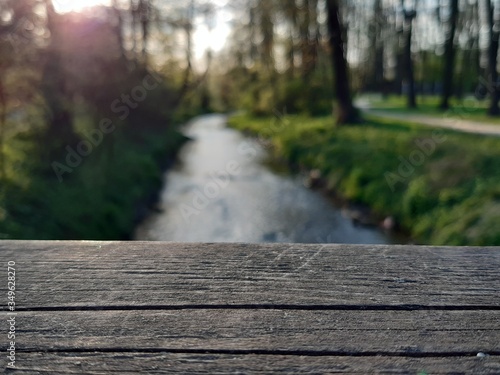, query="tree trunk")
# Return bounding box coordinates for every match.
[249,5,258,63]
[369,0,384,91]
[139,0,150,65]
[284,0,299,78]
[259,0,275,69]
[401,2,417,109]
[326,0,358,125]
[439,0,459,110]
[130,0,138,62]
[309,0,319,75]
[0,76,6,183]
[300,0,319,79]
[112,0,127,64]
[472,0,481,83]
[486,0,500,116]
[300,0,311,78]
[42,0,77,151]
[178,0,194,100]
[286,26,296,78]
